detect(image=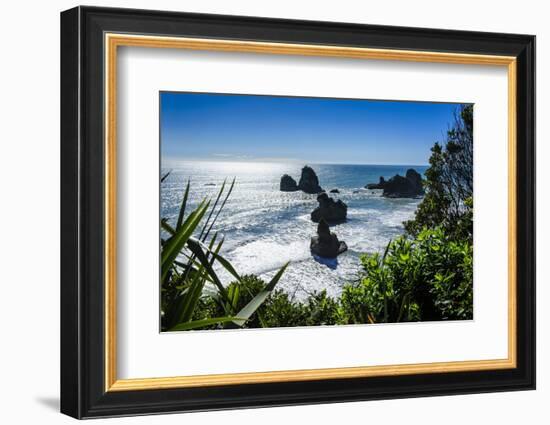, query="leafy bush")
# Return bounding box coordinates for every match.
[192,224,473,329]
[195,275,340,329]
[303,291,342,326]
[405,105,473,242]
[382,105,475,324]
[341,227,473,323]
[188,273,347,329]
[193,275,276,329]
